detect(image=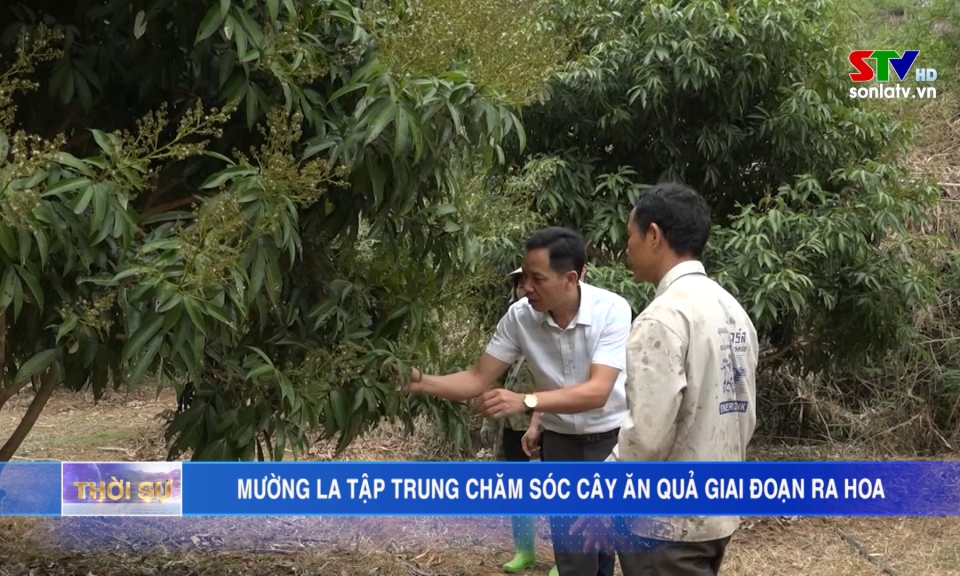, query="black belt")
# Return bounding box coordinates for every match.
[543,427,620,442]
